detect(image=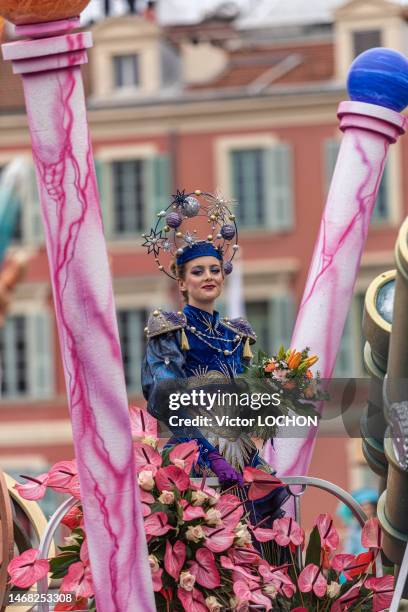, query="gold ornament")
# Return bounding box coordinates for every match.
[0,0,91,24]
